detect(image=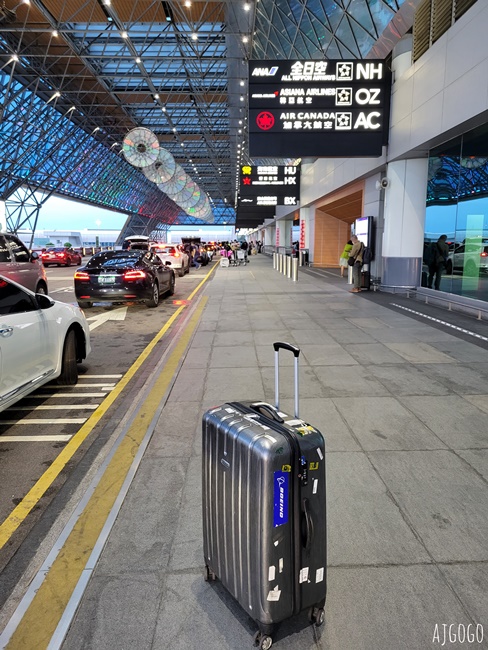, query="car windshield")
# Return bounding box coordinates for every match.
[85,253,140,269]
[47,248,66,252]
[156,247,175,254]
